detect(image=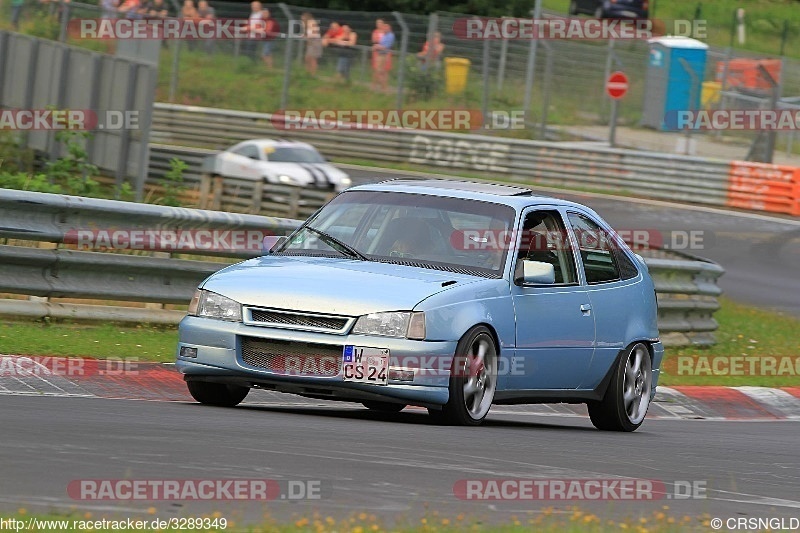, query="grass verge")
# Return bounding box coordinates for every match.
[1,297,799,387]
